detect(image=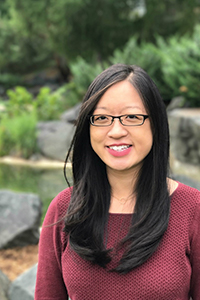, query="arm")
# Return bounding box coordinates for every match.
[190,200,200,300]
[35,190,70,300]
